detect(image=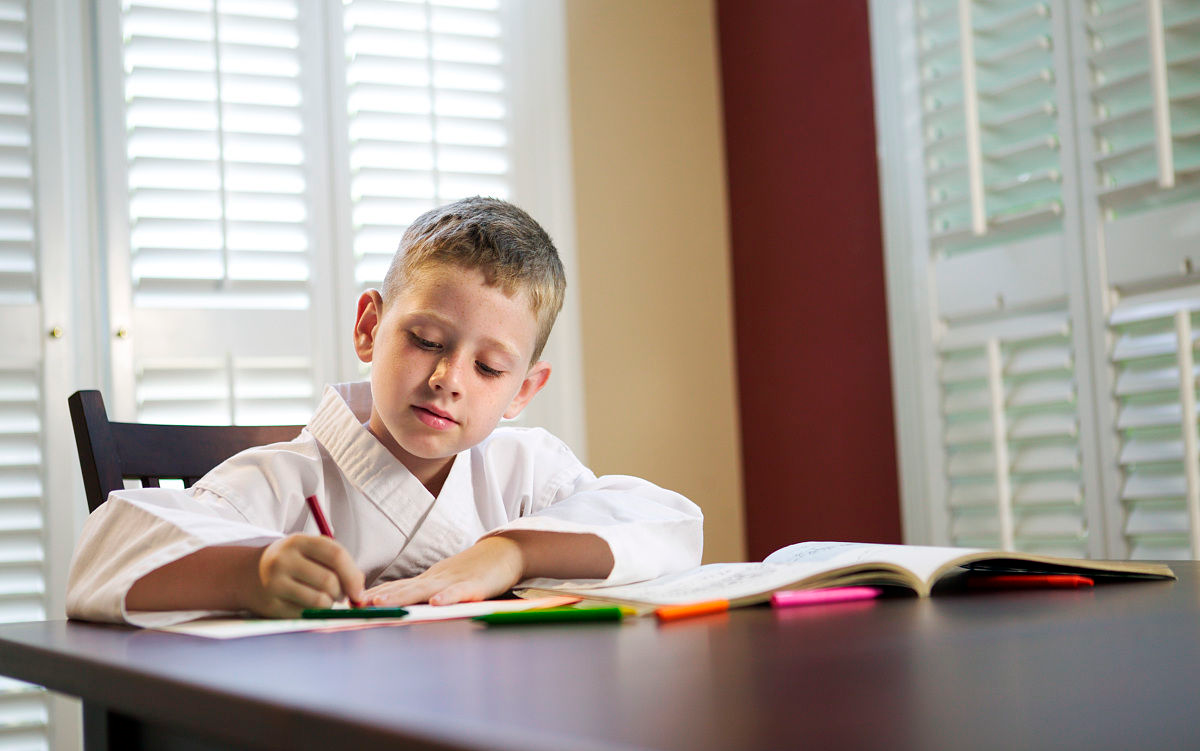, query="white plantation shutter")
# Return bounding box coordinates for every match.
[1085,0,1200,203]
[341,0,510,288]
[1092,209,1200,559]
[0,370,44,623]
[0,0,34,312]
[874,0,1097,553]
[123,1,312,301]
[917,0,1064,245]
[0,1,53,748]
[1078,0,1200,559]
[107,0,323,425]
[939,310,1086,556]
[1107,290,1200,559]
[875,0,1200,559]
[0,372,48,750]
